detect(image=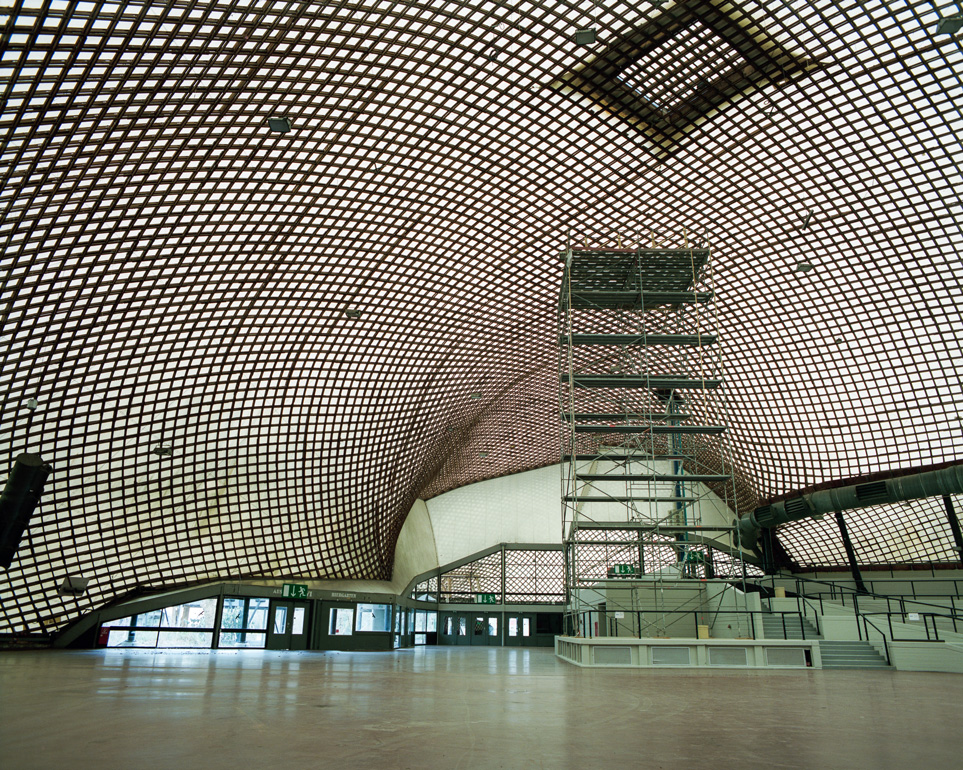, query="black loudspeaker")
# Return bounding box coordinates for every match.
[0,453,53,570]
